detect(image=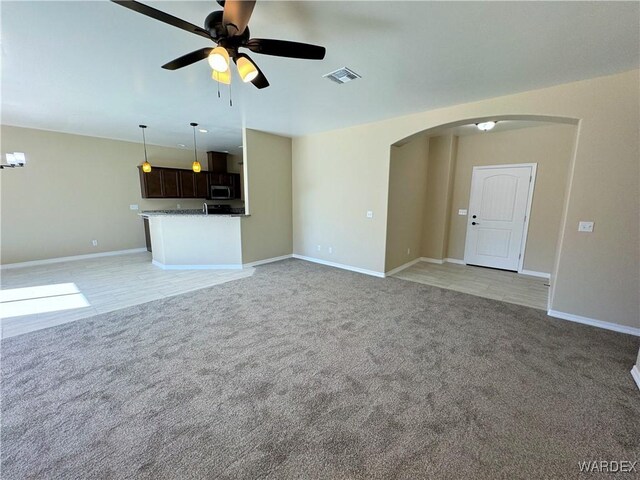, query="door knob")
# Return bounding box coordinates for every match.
[472,215,477,219]
[472,221,479,225]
